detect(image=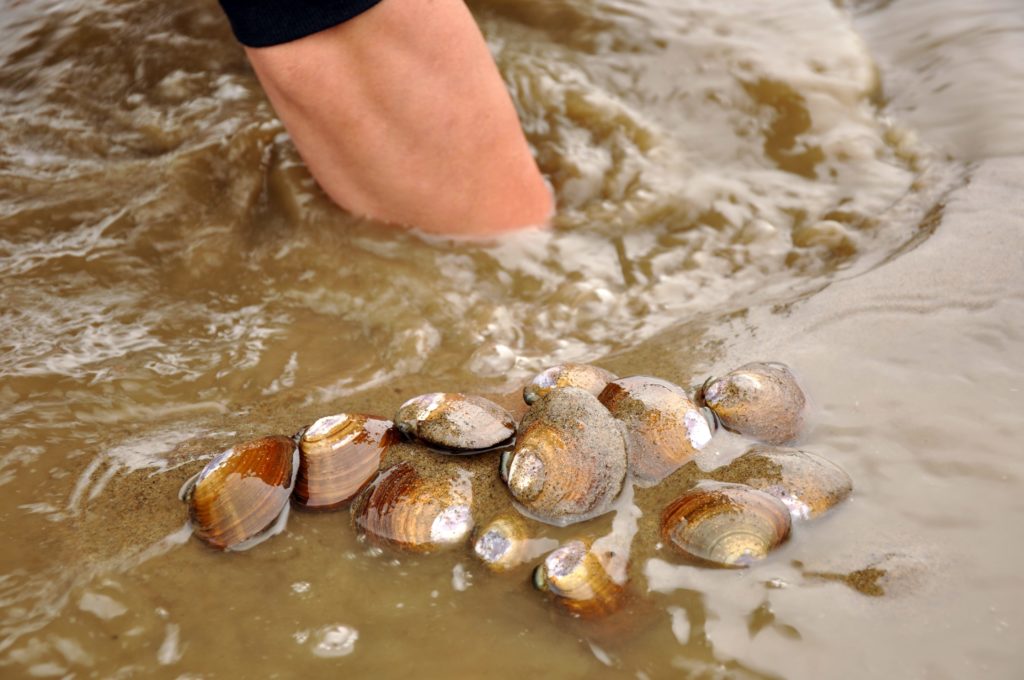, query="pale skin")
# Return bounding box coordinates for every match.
[244,0,553,236]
